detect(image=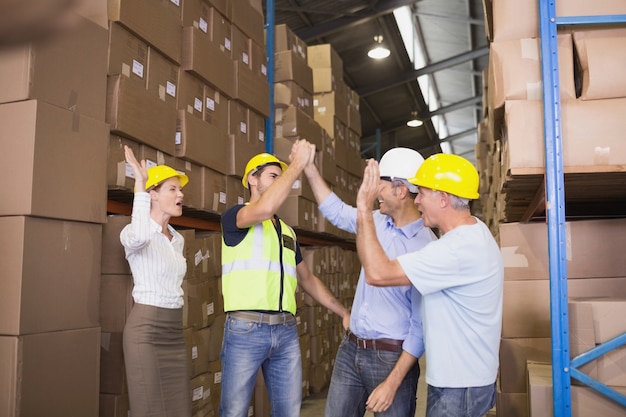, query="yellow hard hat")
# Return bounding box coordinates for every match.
[408,153,479,200]
[242,153,288,188]
[145,165,189,190]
